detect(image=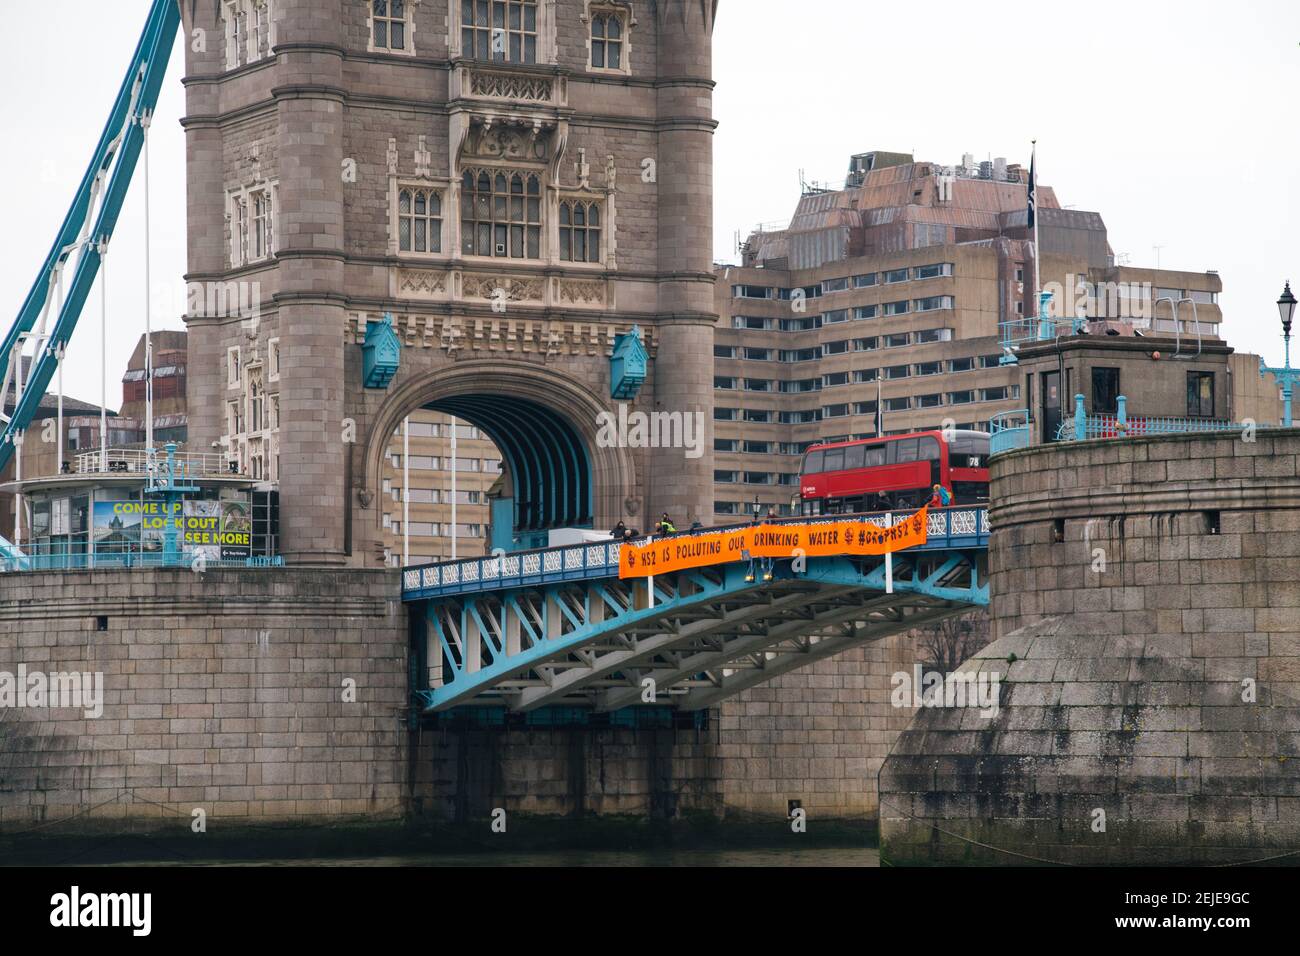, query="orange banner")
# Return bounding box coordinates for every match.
[618,507,928,579]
